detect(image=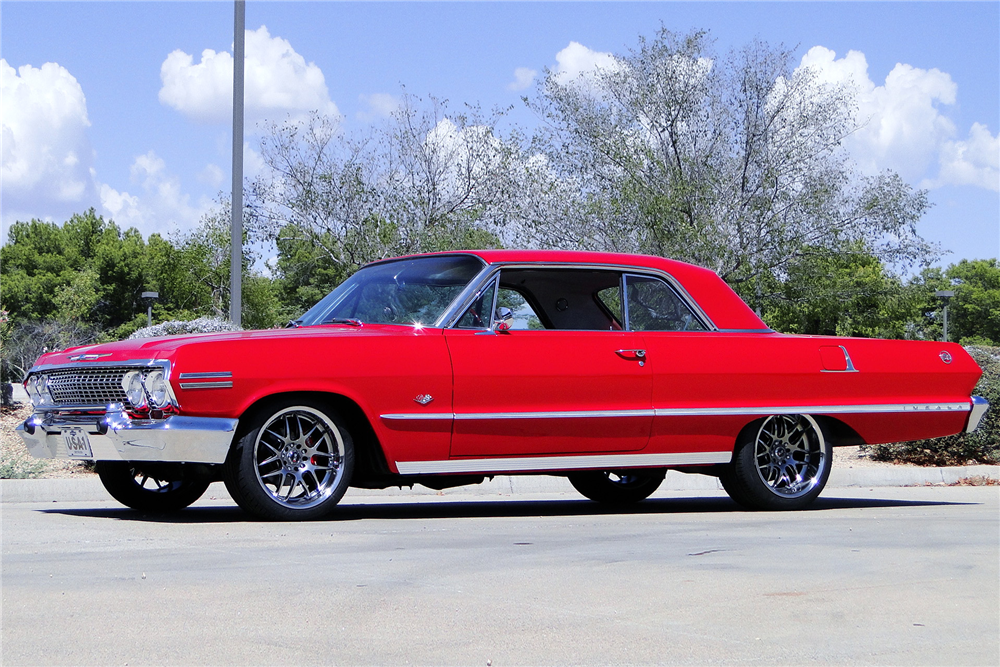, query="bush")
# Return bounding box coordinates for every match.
[127,317,242,339]
[868,346,1000,465]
